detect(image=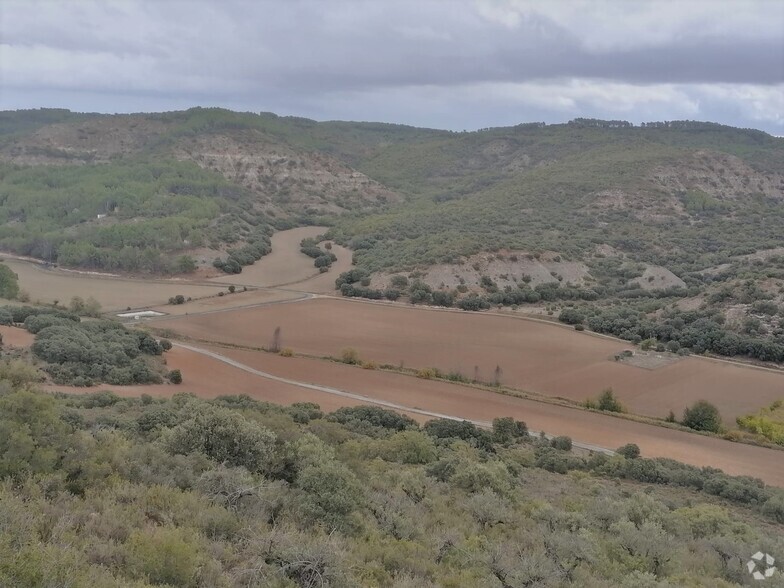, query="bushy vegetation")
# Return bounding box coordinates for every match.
[7,305,171,386]
[0,374,782,586]
[0,263,19,299]
[738,400,784,445]
[0,158,258,273]
[300,237,337,272]
[682,400,724,433]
